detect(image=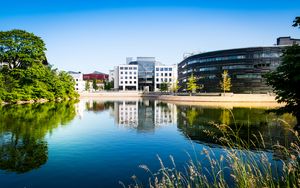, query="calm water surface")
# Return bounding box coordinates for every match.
[0,99,296,188]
